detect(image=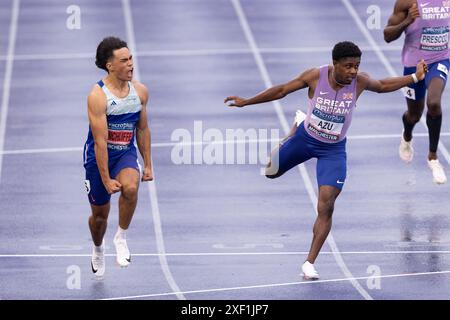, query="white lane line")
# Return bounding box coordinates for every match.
[258,45,403,53]
[230,0,290,132]
[122,0,185,301]
[1,147,84,155]
[102,269,450,300]
[230,0,373,300]
[342,0,450,167]
[3,132,450,156]
[3,52,93,61]
[2,250,450,258]
[0,0,20,185]
[0,46,403,61]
